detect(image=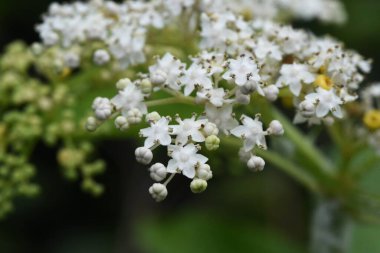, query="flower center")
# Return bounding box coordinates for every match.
[315,75,333,90]
[363,110,380,130]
